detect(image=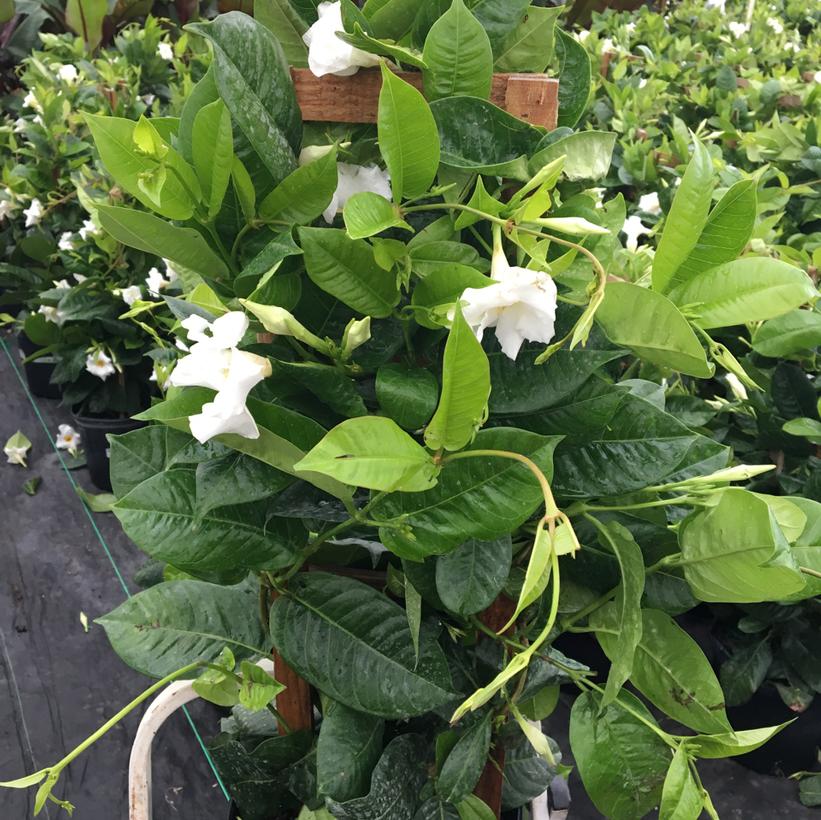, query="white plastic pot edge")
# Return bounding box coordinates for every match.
[127,658,551,820]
